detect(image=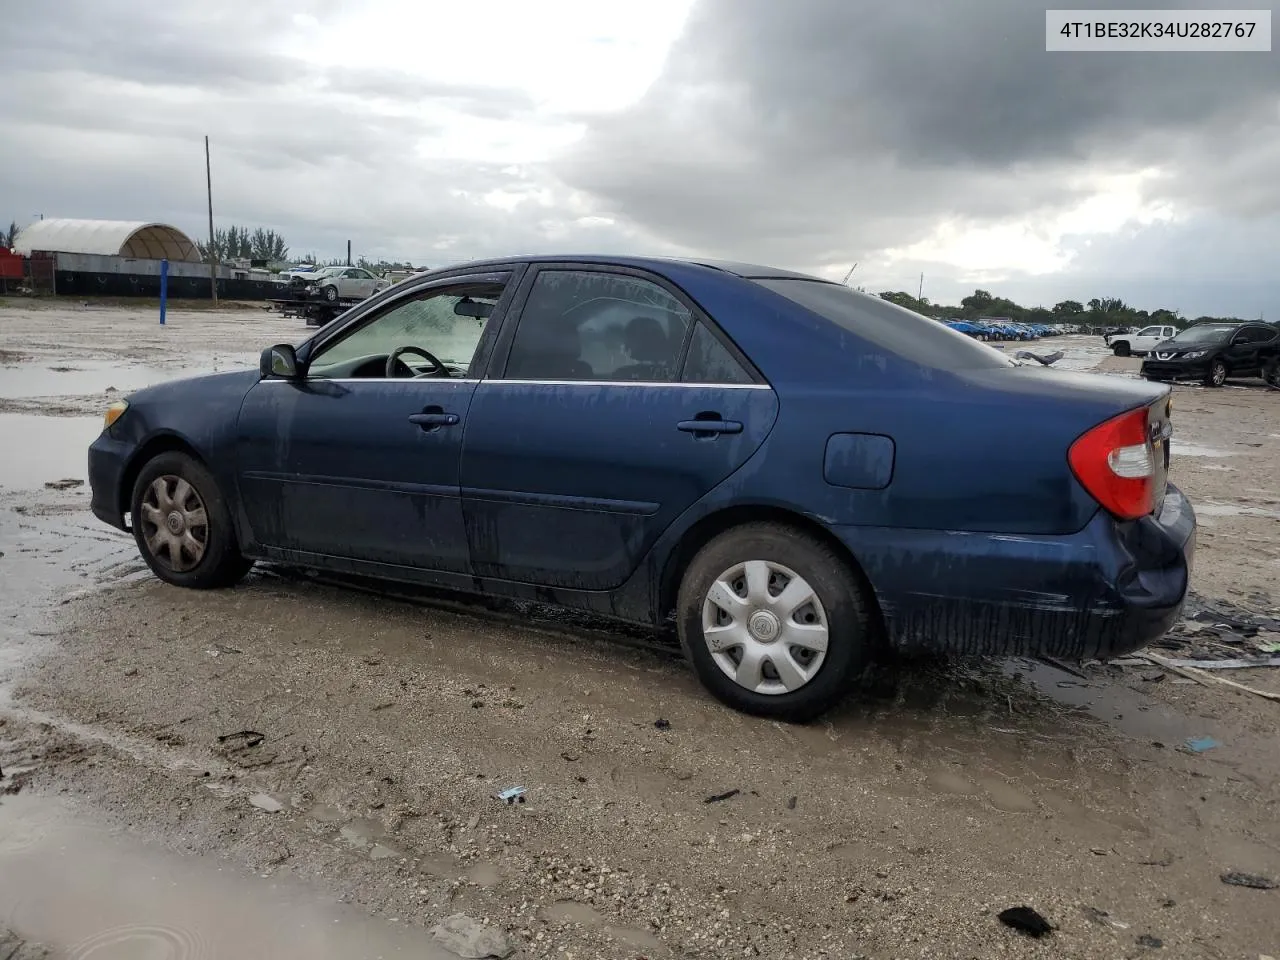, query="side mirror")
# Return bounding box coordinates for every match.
[261,344,300,379]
